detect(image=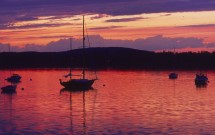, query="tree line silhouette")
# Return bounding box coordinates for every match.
[0,47,214,70]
